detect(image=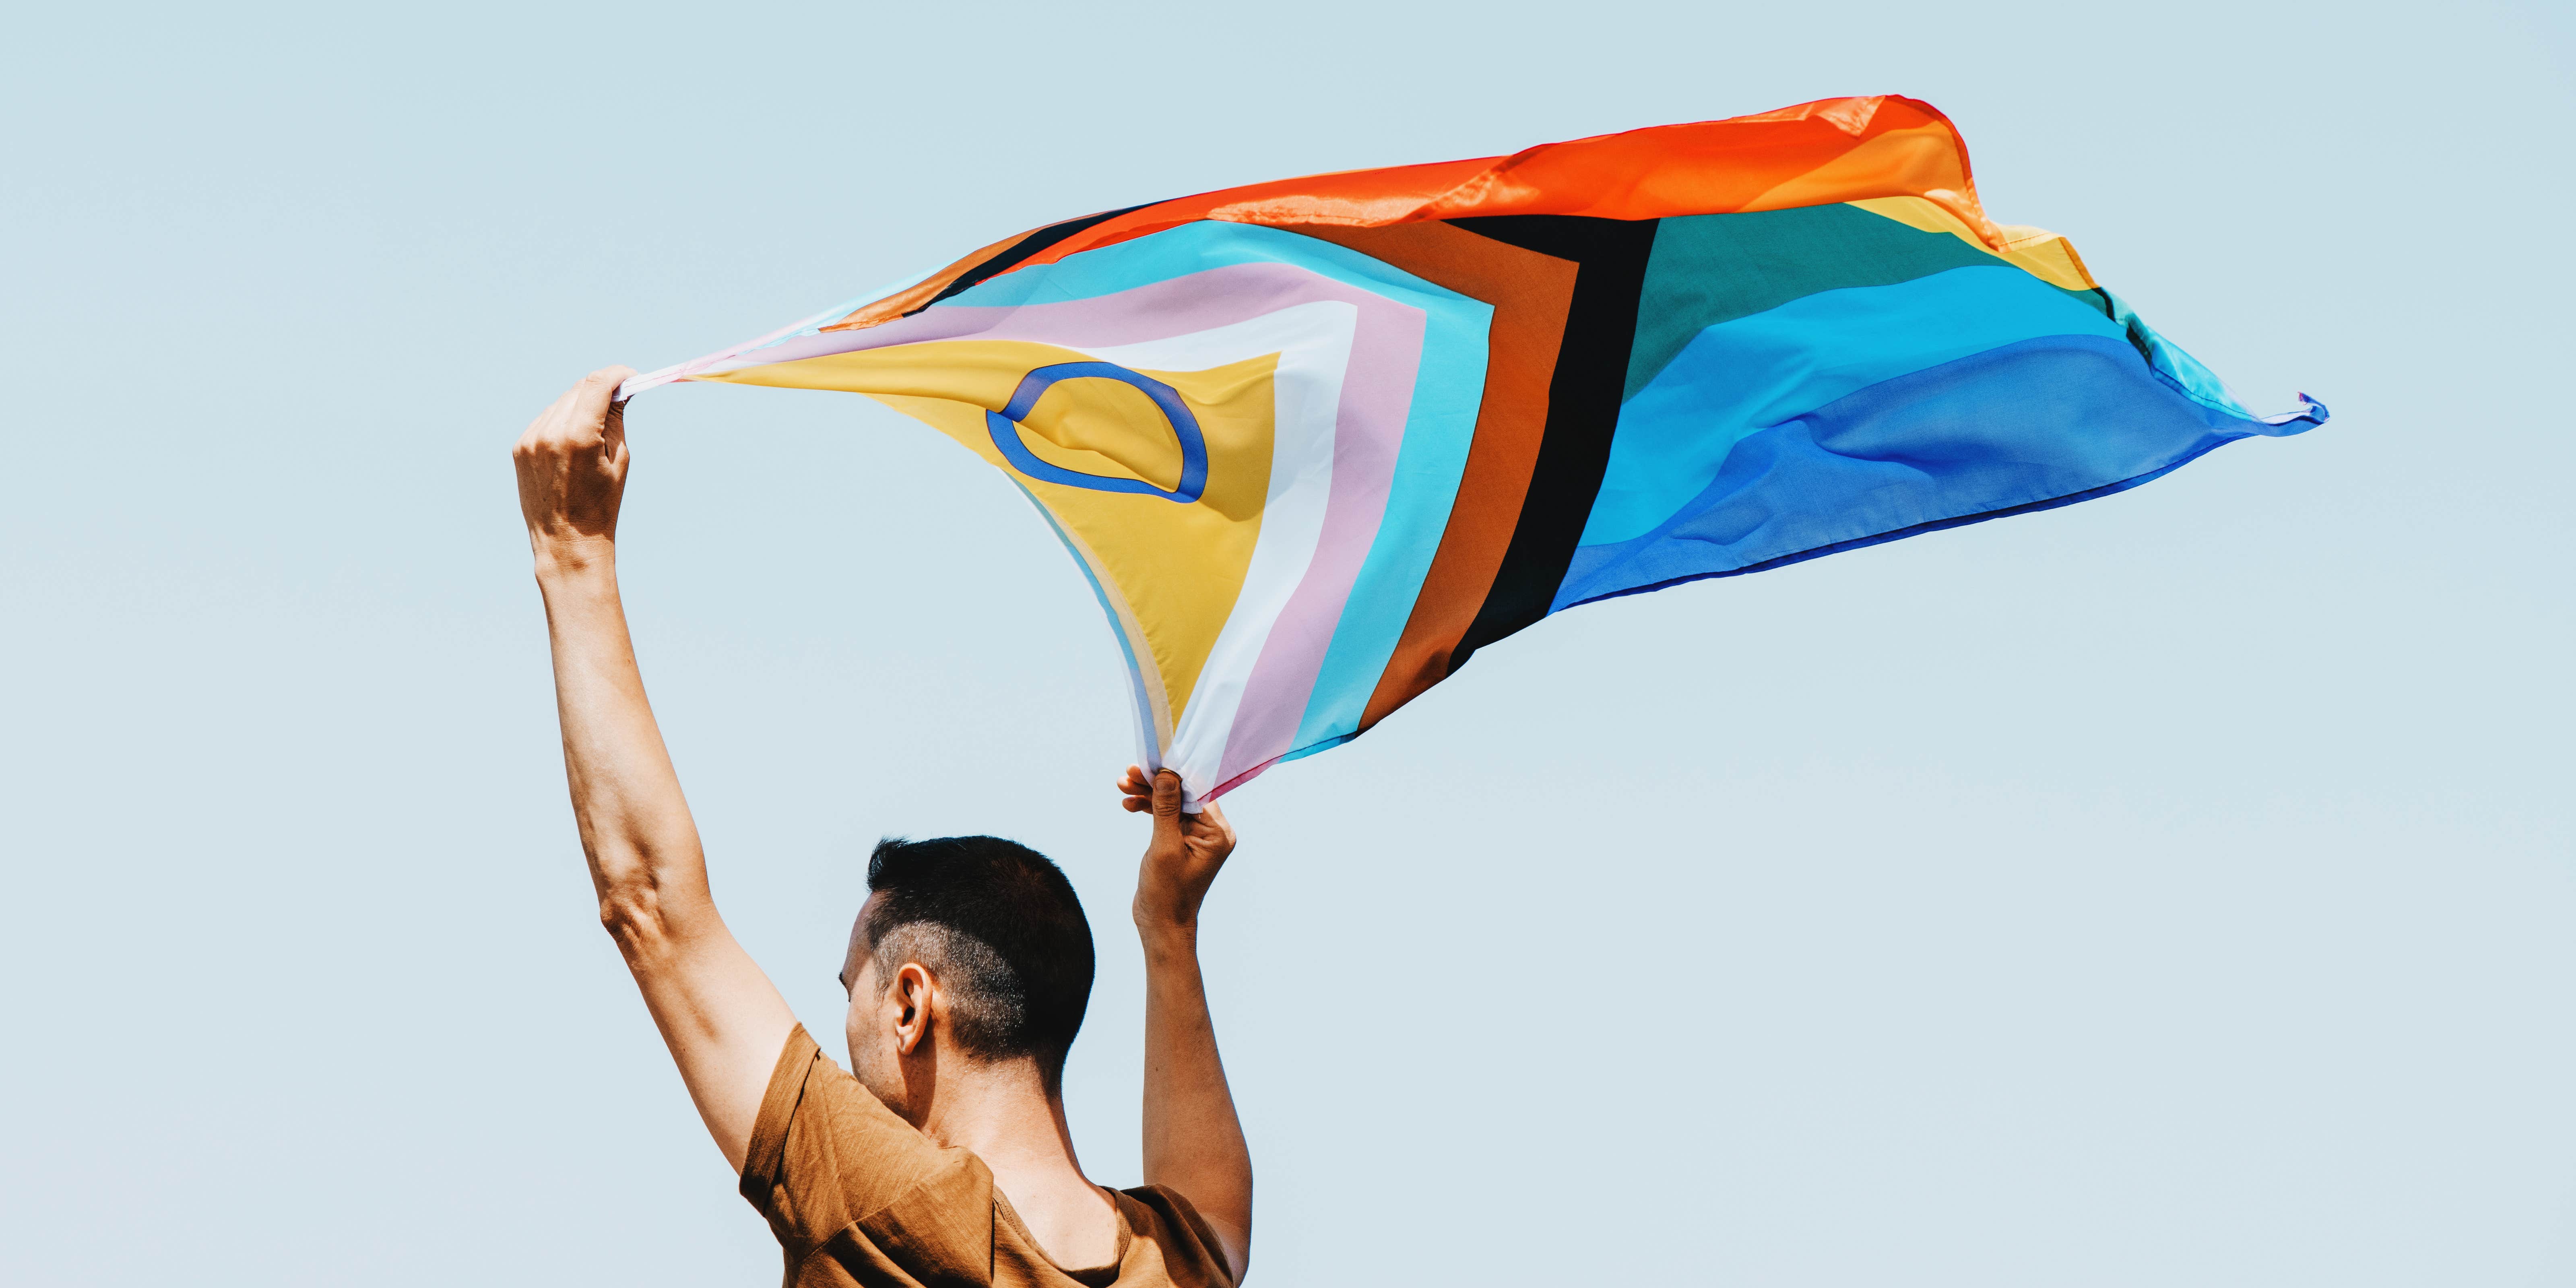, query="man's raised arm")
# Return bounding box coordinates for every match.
[514,369,797,1173]
[1121,768,1255,1280]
